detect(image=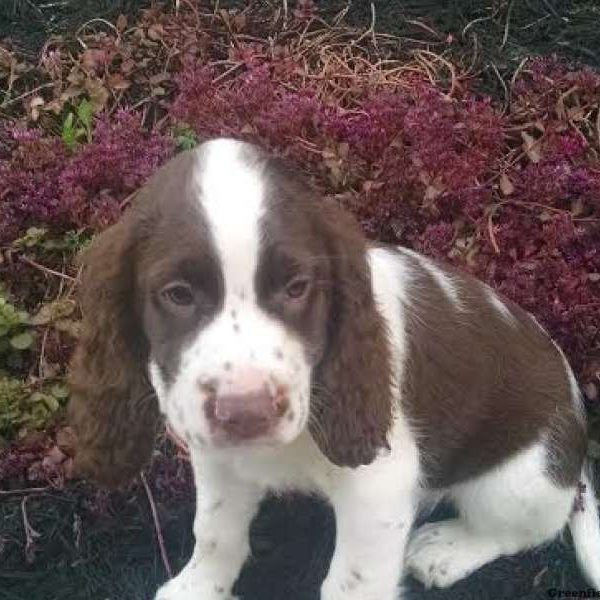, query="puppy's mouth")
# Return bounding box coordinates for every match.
[209,430,285,449]
[166,410,305,454]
